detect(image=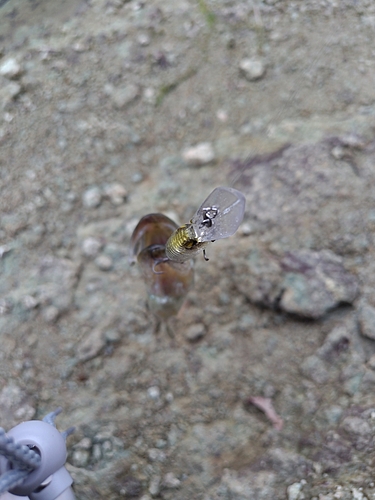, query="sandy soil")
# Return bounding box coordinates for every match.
[1,1,375,499]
